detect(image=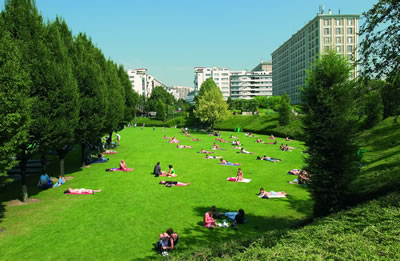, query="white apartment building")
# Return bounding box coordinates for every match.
[127,68,167,97]
[168,86,195,100]
[272,9,359,104]
[194,67,231,100]
[230,61,273,100]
